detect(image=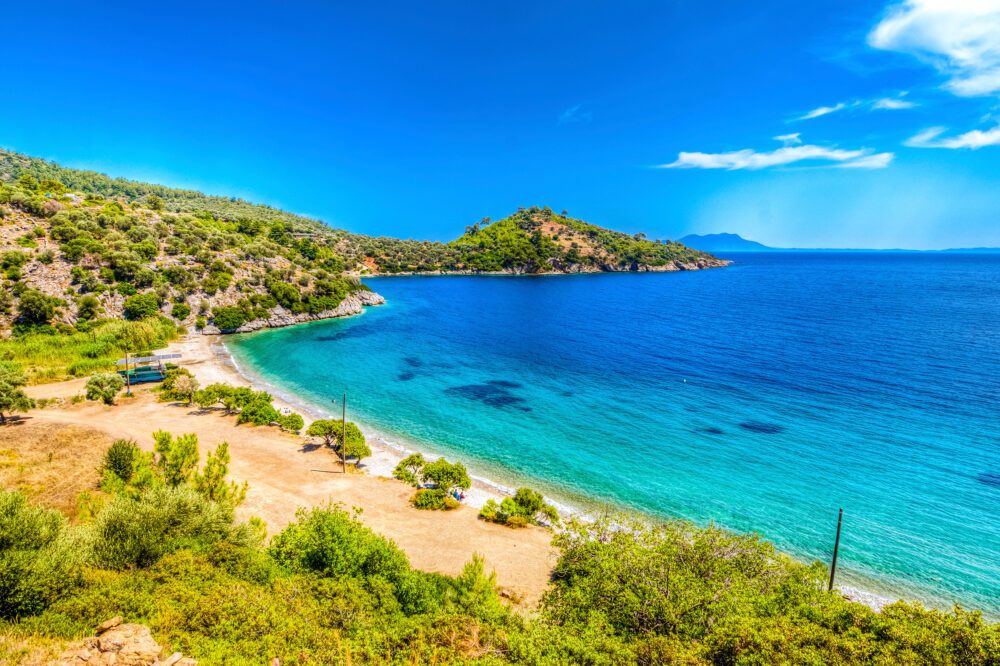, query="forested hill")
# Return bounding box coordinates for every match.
[0,150,330,233]
[0,149,725,278]
[337,207,728,274]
